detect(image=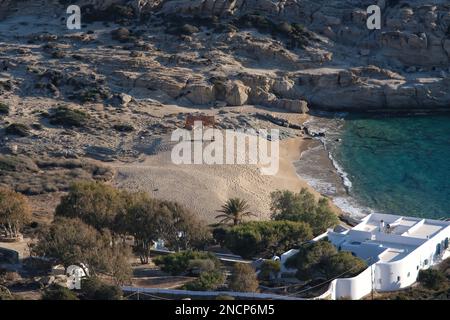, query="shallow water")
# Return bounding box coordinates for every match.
[335,114,450,219]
